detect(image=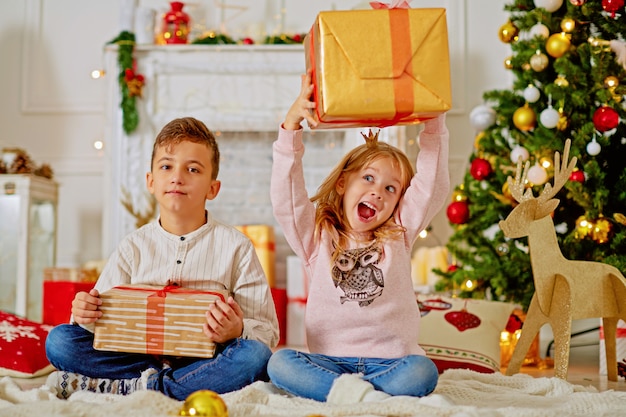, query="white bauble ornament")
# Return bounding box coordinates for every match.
[587,138,601,155]
[528,163,548,185]
[469,104,496,131]
[534,0,563,12]
[529,23,550,38]
[540,106,560,128]
[510,145,530,163]
[523,85,541,102]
